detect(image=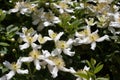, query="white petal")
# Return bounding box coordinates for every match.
[44,59,55,66]
[3,61,12,70]
[48,65,58,78]
[34,59,41,70]
[55,32,64,42]
[65,9,74,13]
[9,8,19,13]
[53,17,61,23]
[32,19,40,25]
[63,48,75,56]
[6,71,15,80]
[83,66,90,71]
[60,67,76,73]
[31,43,41,49]
[16,59,22,68]
[20,57,33,62]
[48,29,54,38]
[59,9,64,13]
[43,21,51,26]
[42,50,51,58]
[32,34,38,42]
[17,69,28,74]
[0,75,7,80]
[44,36,52,41]
[96,35,109,42]
[51,49,62,56]
[19,43,29,50]
[109,22,120,28]
[66,39,73,47]
[91,42,96,50]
